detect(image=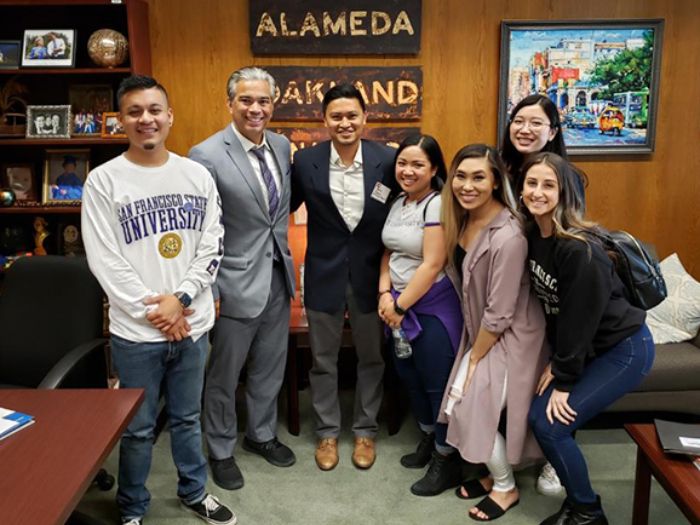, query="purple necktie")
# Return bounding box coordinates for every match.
[251,147,279,220]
